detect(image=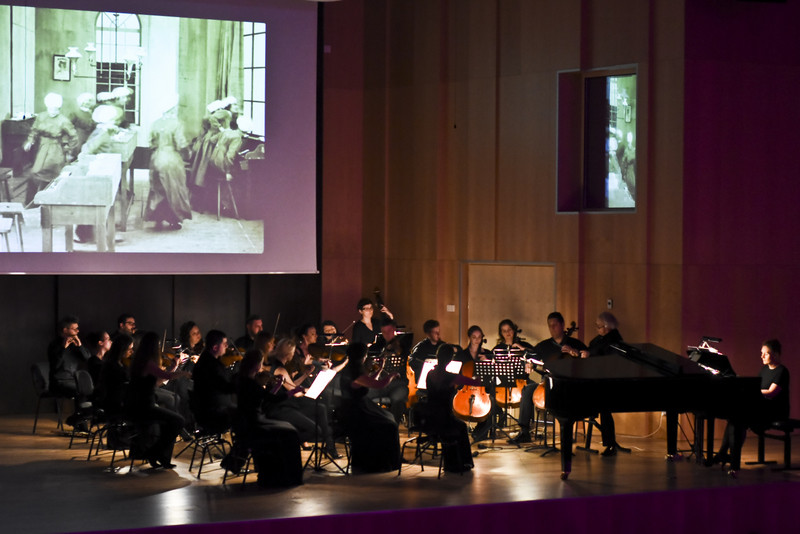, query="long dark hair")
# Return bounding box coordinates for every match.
[105,334,133,366]
[130,332,160,377]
